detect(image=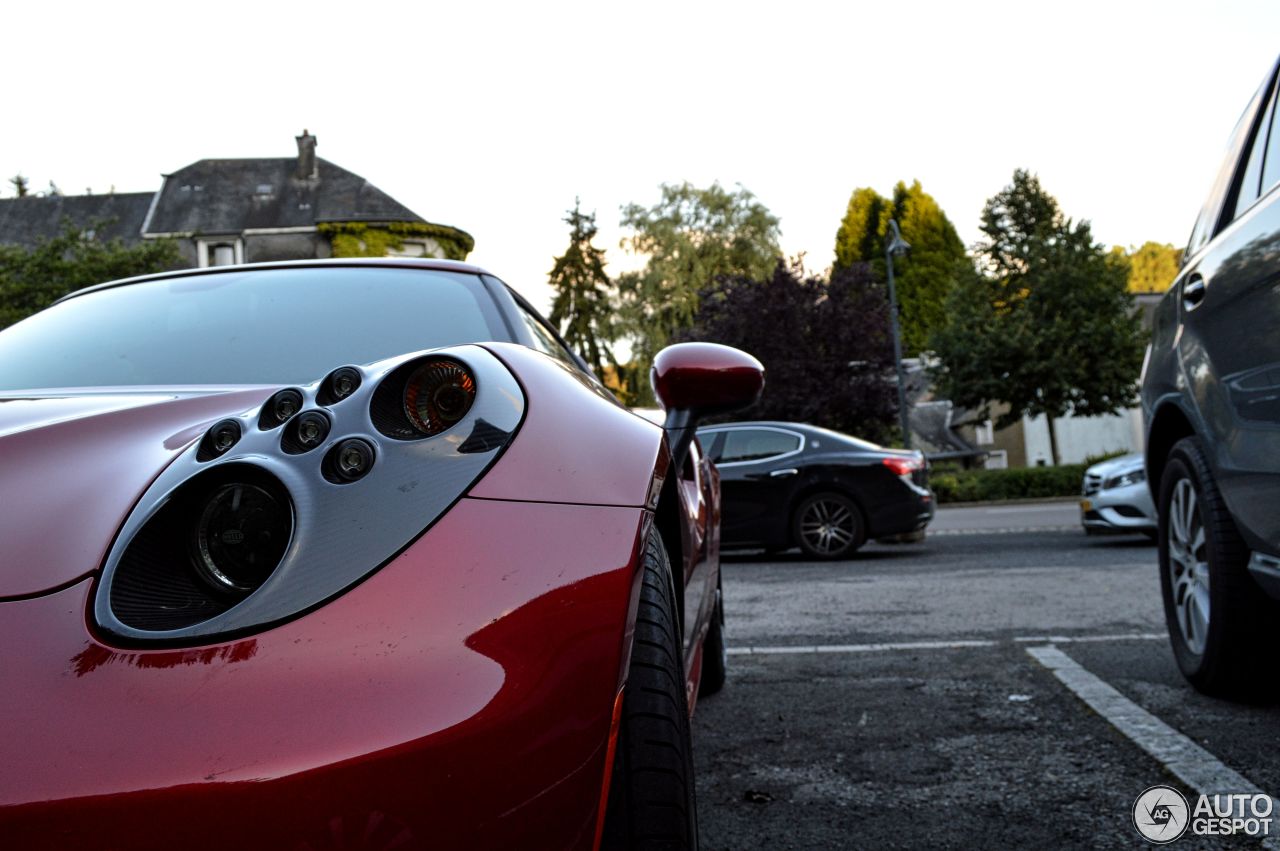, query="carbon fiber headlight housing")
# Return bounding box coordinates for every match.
[94,345,524,645]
